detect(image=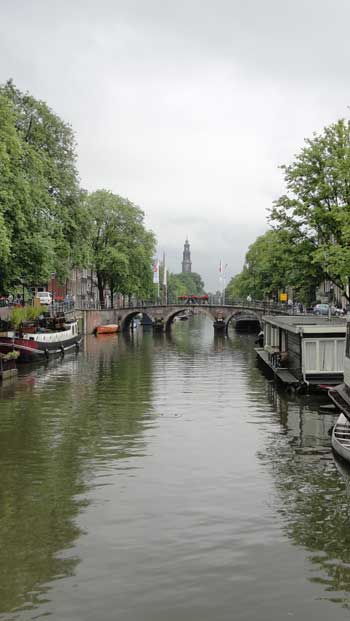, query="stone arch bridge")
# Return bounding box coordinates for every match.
[78,302,289,334]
